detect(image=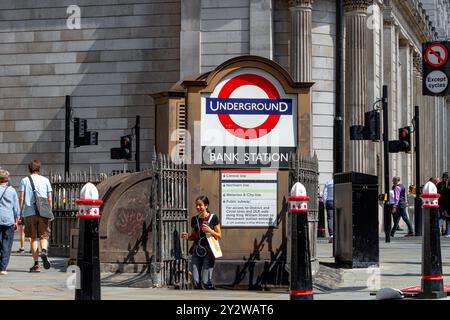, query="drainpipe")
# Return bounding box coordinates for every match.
[334,0,344,174]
